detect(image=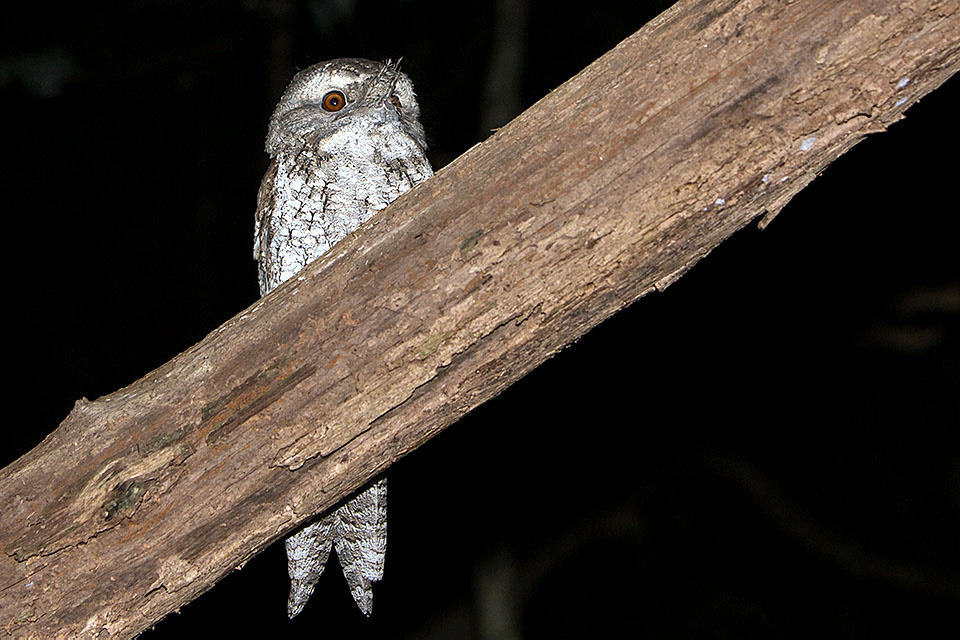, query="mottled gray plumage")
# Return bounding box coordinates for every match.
[254,58,433,617]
